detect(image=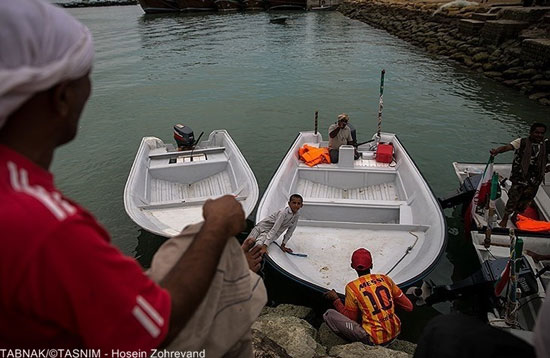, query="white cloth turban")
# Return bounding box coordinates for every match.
[0,0,94,129]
